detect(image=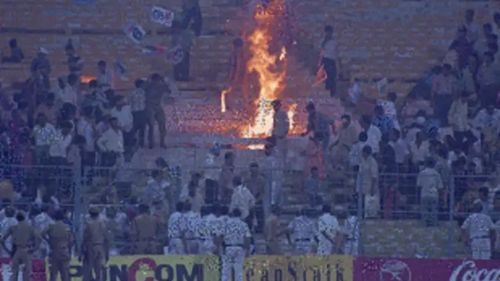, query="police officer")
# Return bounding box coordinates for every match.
[342,207,359,256]
[0,206,17,258]
[212,205,229,255]
[265,205,285,254]
[183,201,201,254]
[167,202,186,254]
[221,209,251,281]
[130,204,160,254]
[198,206,217,255]
[287,208,316,255]
[316,205,339,256]
[1,211,39,281]
[461,200,496,260]
[42,209,73,281]
[81,207,110,281]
